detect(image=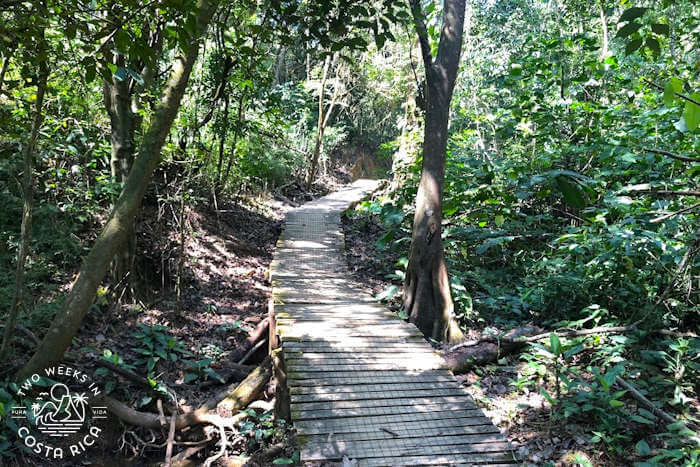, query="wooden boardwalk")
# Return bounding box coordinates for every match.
[270,180,517,466]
